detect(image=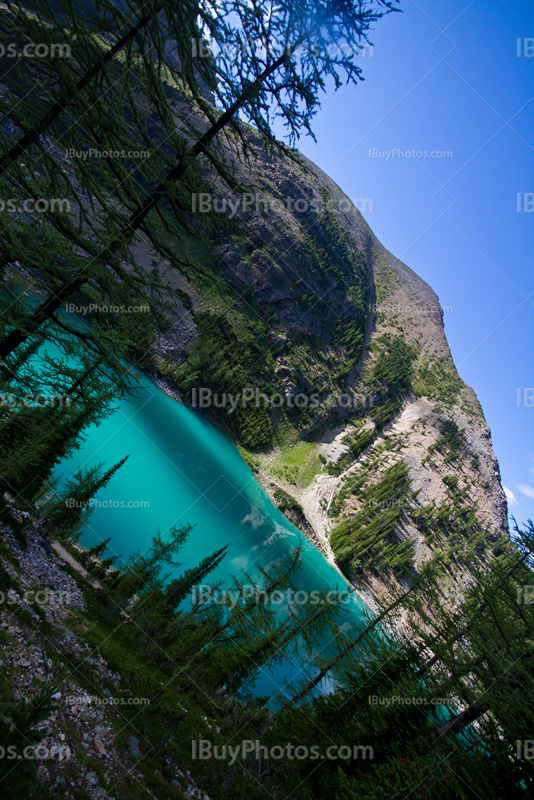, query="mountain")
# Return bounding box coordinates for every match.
[149,129,509,604]
[0,7,524,798]
[0,4,508,604]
